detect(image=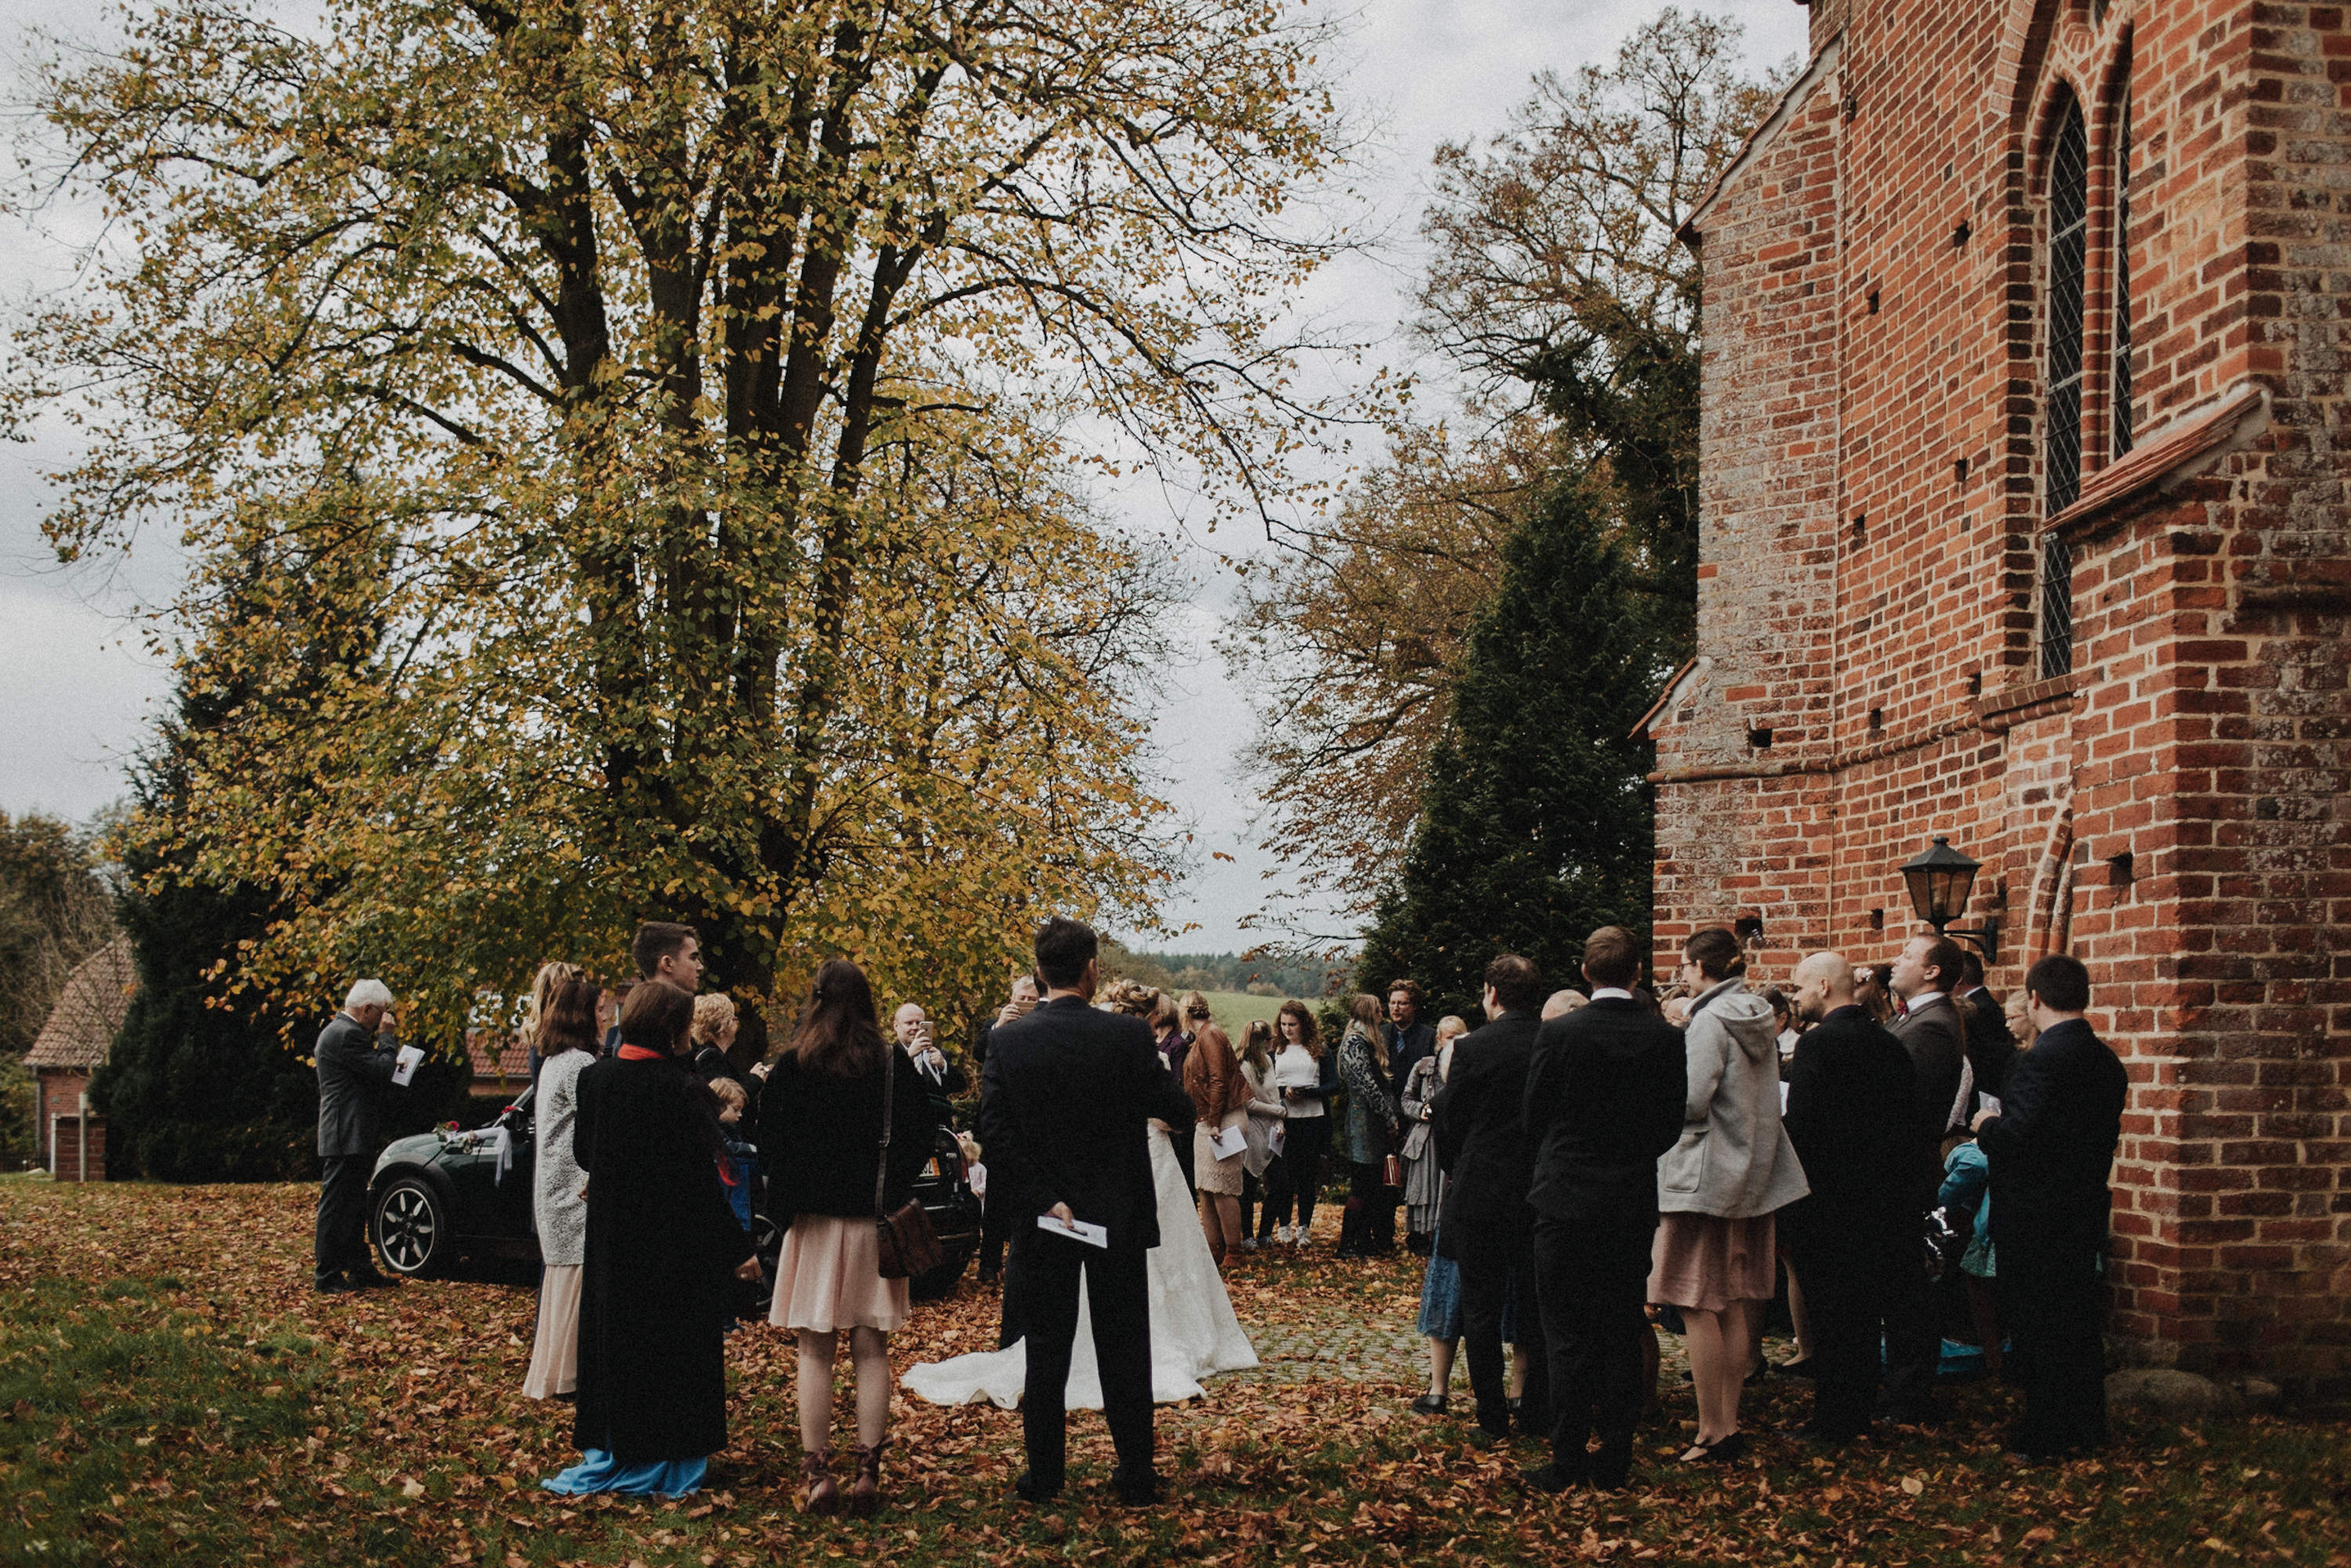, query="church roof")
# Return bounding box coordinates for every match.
[27,937,136,1071]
